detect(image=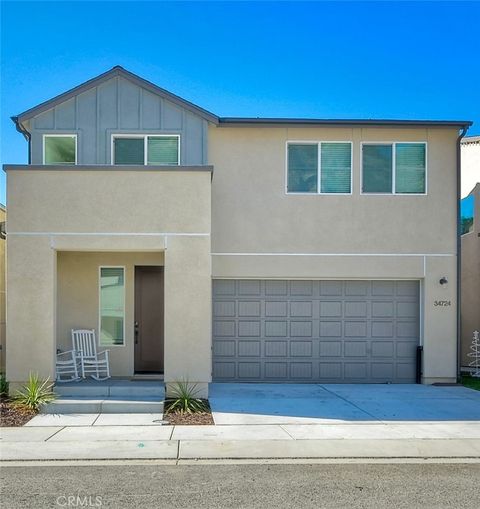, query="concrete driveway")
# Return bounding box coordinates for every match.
[209,383,480,424]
